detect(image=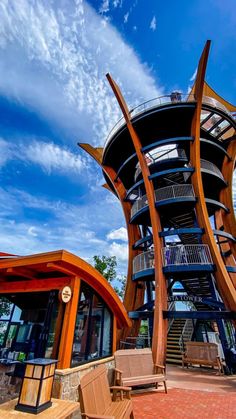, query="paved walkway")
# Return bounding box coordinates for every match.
[132,365,236,419]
